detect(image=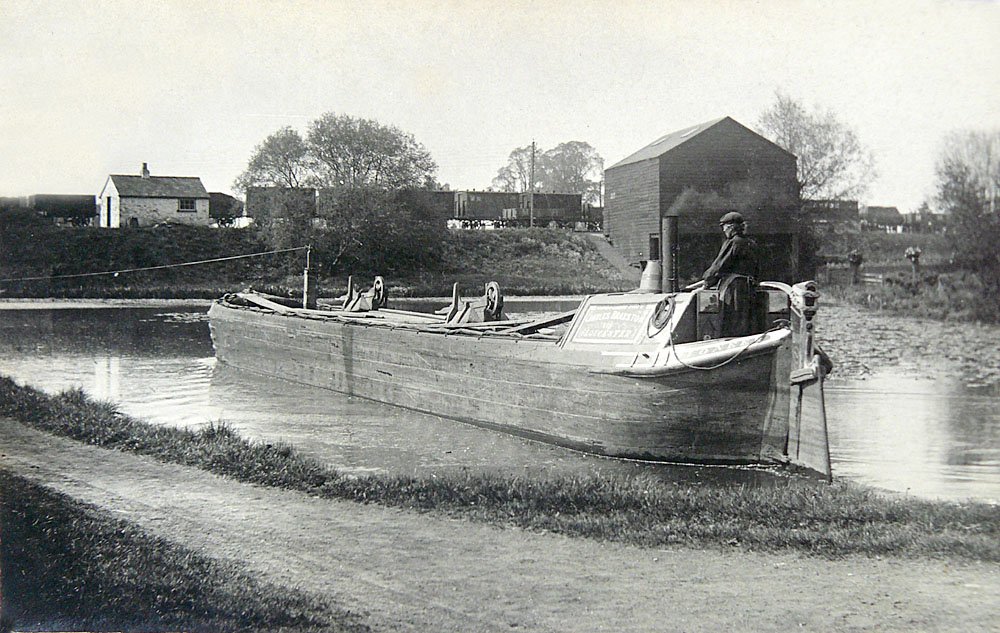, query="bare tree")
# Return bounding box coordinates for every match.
[492,145,534,192]
[233,127,310,191]
[492,141,604,204]
[938,129,1000,214]
[935,129,1000,318]
[757,91,876,200]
